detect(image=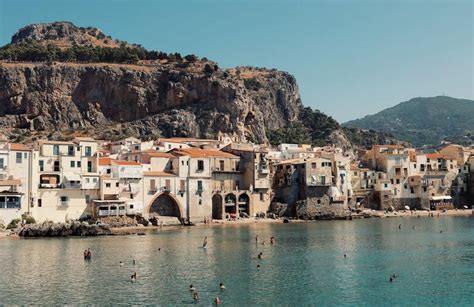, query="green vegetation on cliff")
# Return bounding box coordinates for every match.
[344,96,474,147]
[0,41,199,64]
